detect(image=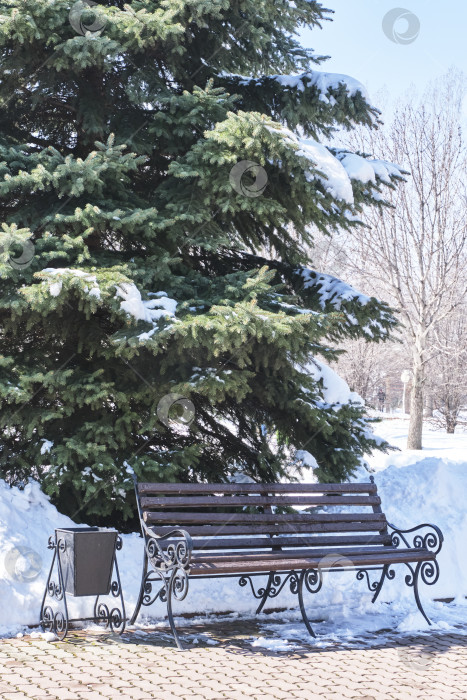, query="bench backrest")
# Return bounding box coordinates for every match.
[135,481,391,551]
